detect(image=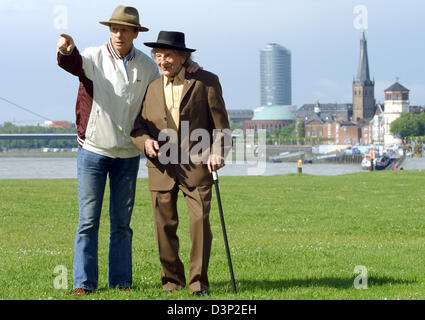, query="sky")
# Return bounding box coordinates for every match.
[0,0,424,125]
